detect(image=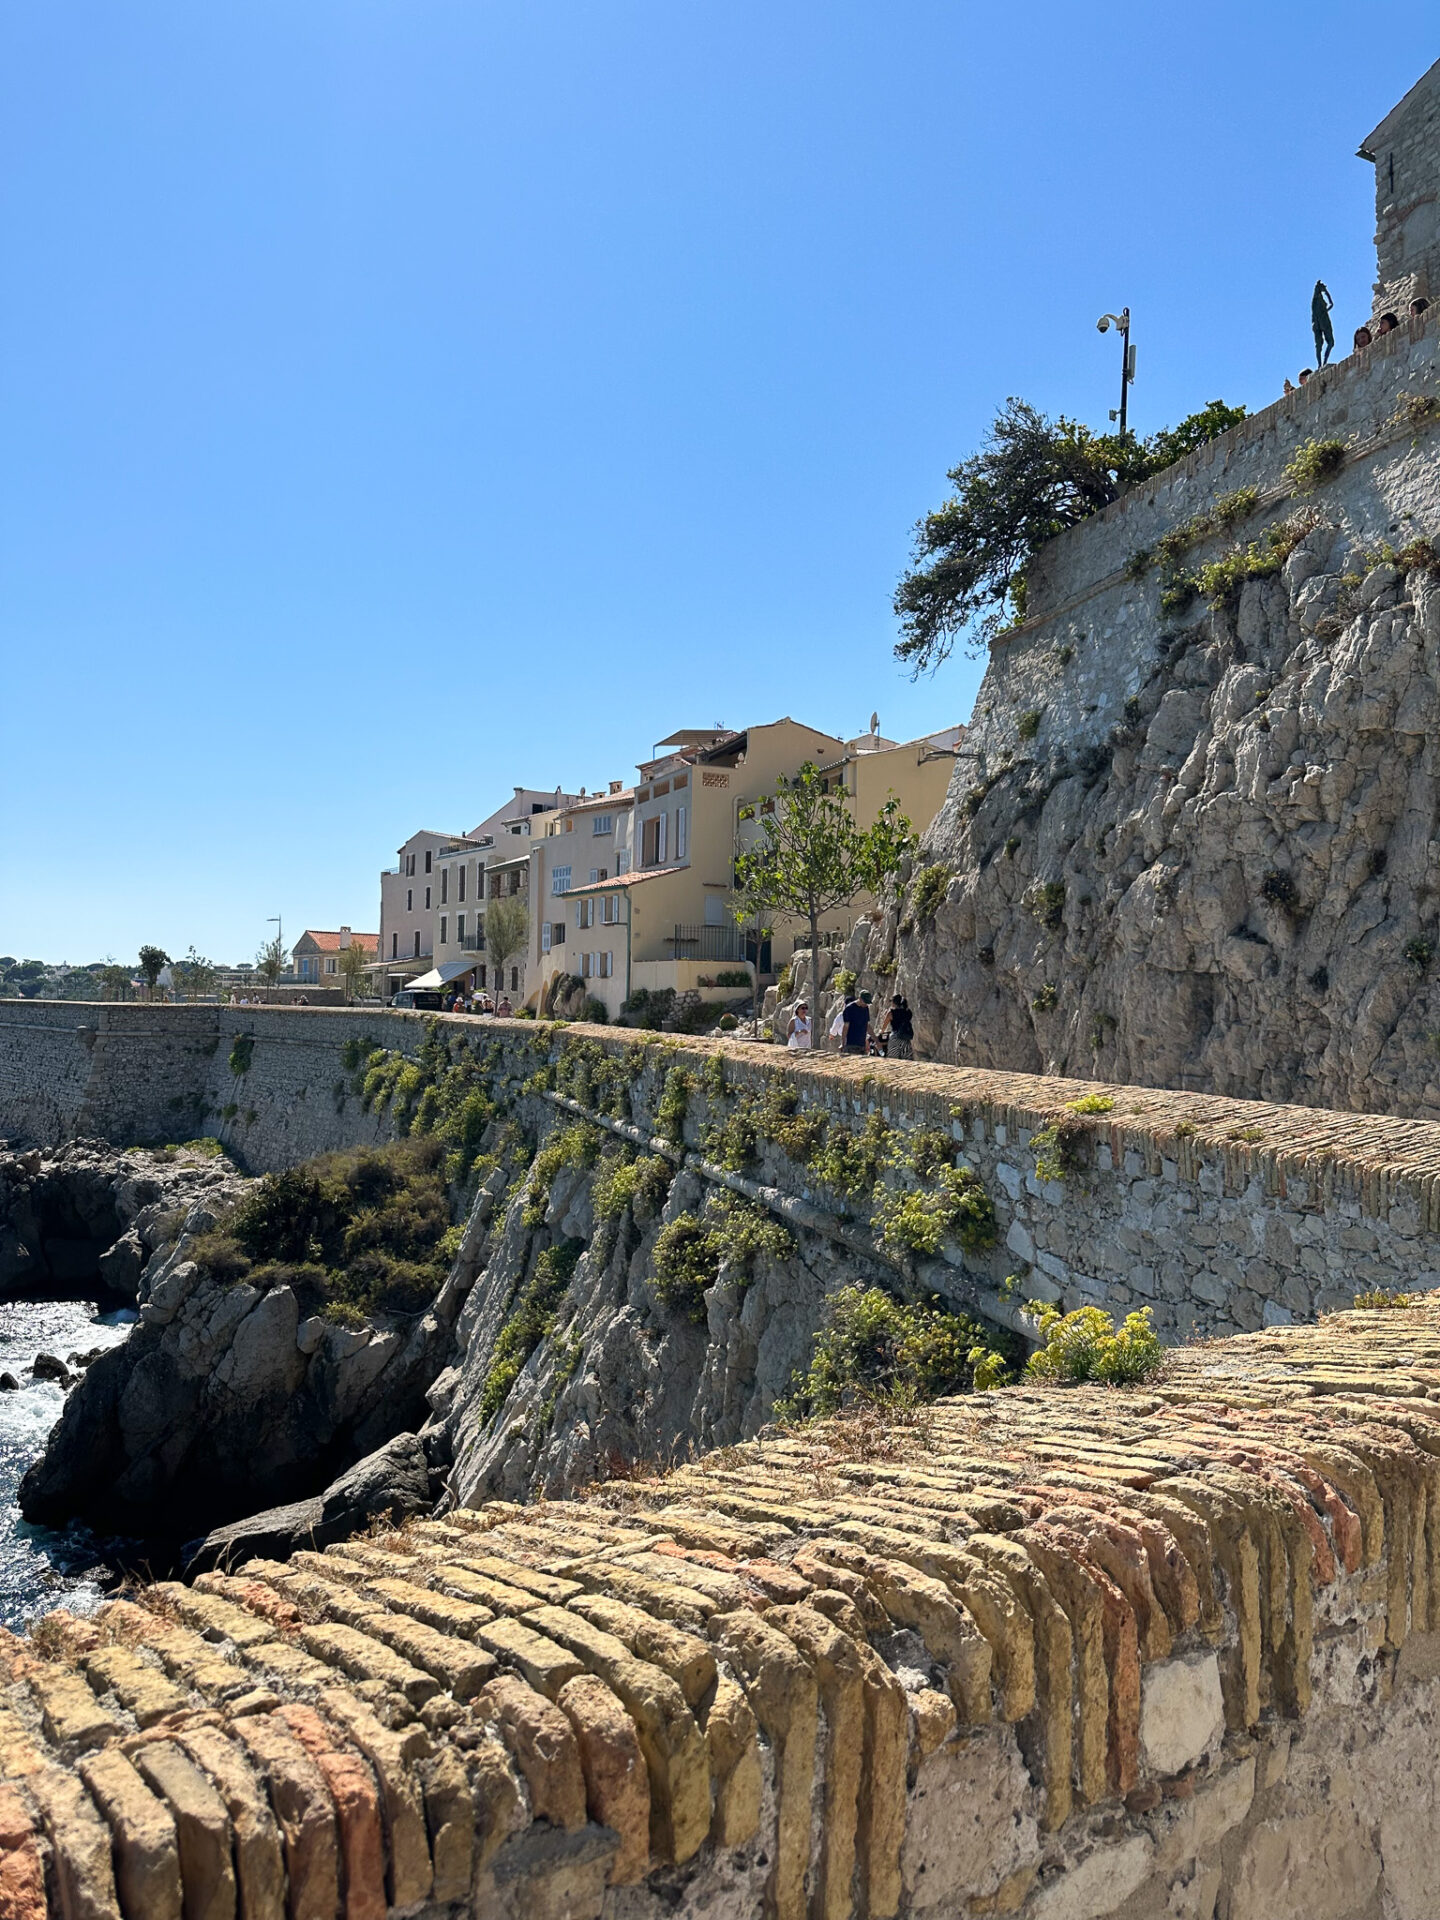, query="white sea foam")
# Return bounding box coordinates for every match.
[0,1300,134,1630]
